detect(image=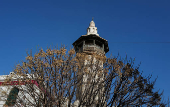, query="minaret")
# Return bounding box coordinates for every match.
[73,19,109,55]
[72,19,109,106]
